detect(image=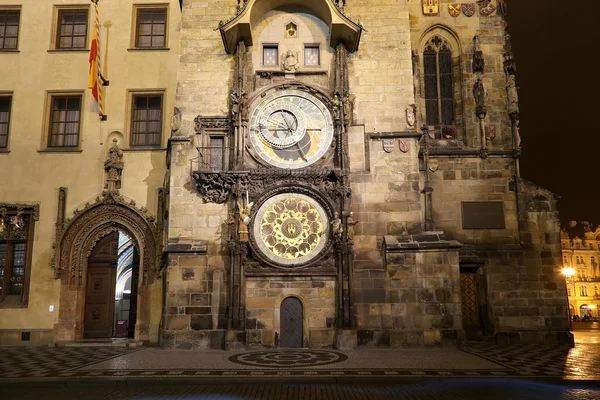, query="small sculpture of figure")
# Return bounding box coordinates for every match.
[346,212,359,240]
[10,210,24,231]
[473,79,486,117]
[506,74,519,117]
[227,213,237,240]
[331,212,343,242]
[0,216,4,234]
[342,94,352,123]
[240,201,254,226]
[240,92,249,122]
[282,50,299,72]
